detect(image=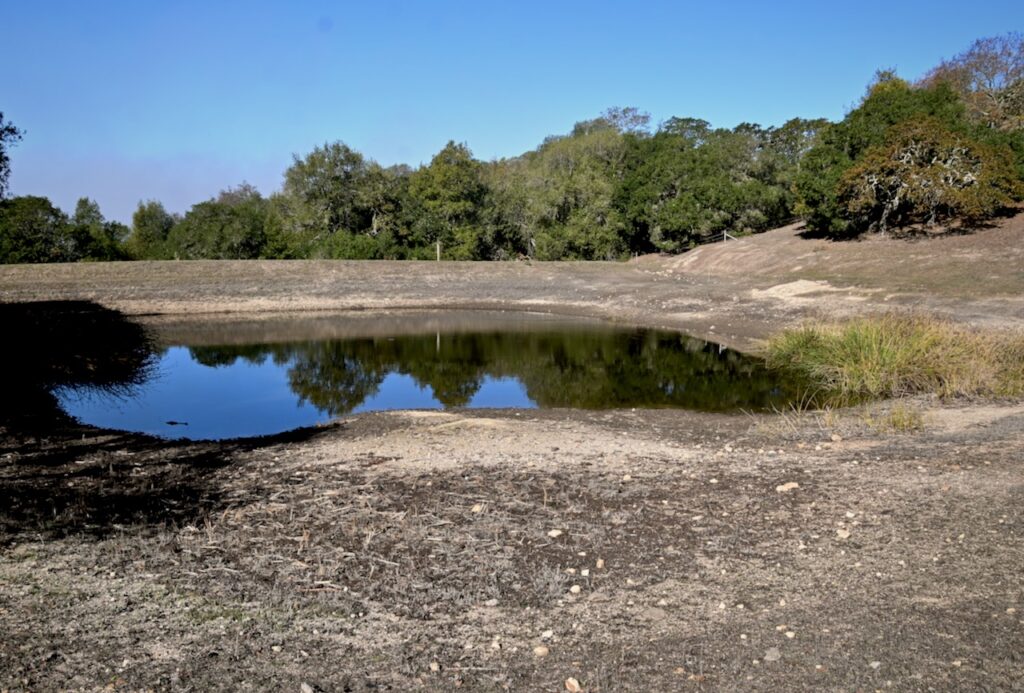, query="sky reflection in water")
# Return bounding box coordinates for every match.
[57,326,796,440]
